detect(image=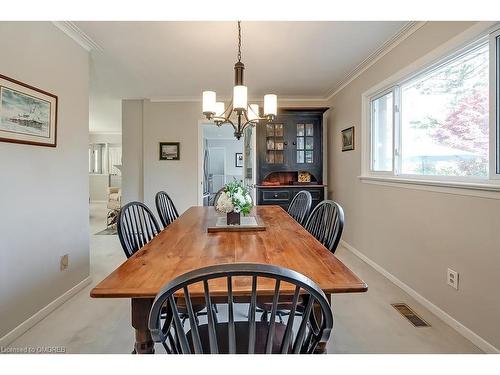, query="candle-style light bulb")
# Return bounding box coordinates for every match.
[202,91,216,115]
[264,94,277,117]
[233,86,248,110]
